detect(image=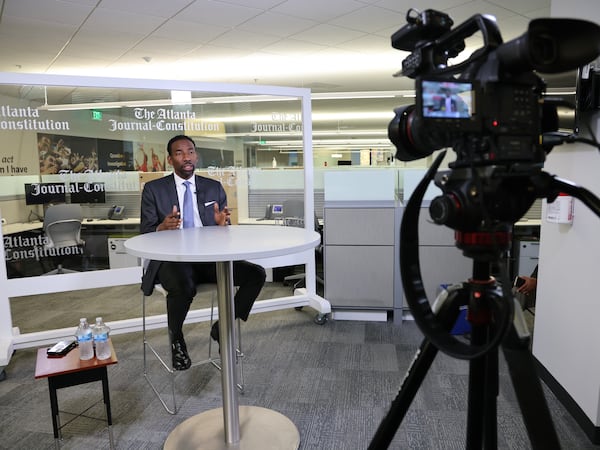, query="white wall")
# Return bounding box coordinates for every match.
[532,0,600,426]
[533,135,600,424]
